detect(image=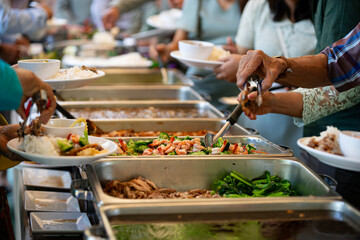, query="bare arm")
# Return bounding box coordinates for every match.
[236,50,331,92]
